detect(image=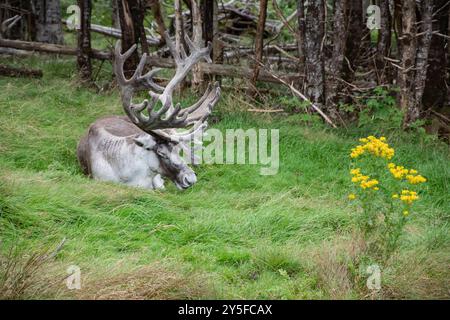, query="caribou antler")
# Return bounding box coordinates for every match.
[0,15,21,38]
[113,30,221,143]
